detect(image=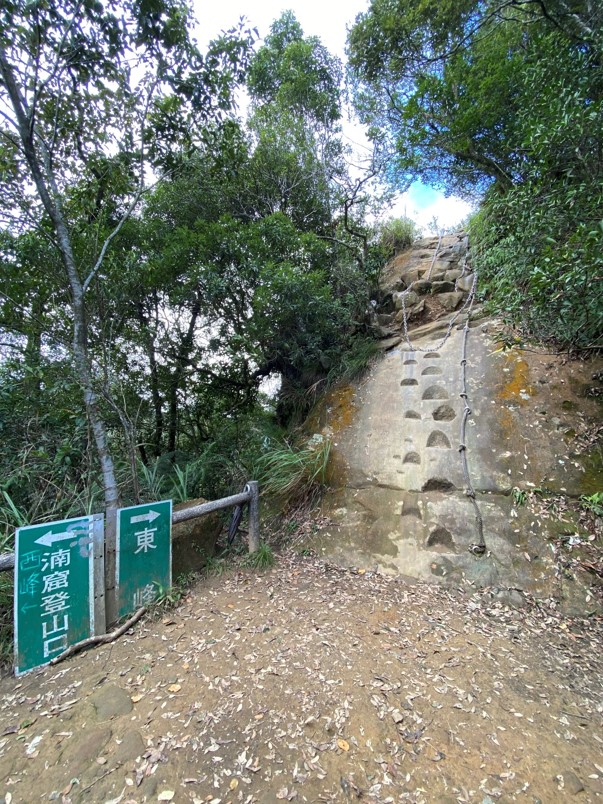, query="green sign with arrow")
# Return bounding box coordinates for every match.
[116,500,172,619]
[14,514,104,675]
